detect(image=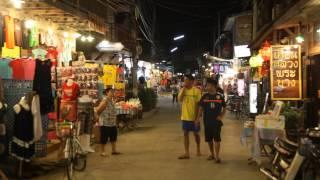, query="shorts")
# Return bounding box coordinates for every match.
[100,126,117,144]
[182,120,200,132]
[204,120,223,142]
